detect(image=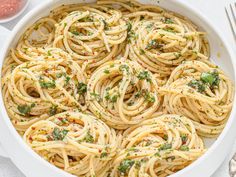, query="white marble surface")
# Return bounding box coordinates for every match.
[0,0,235,176]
